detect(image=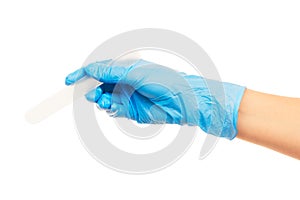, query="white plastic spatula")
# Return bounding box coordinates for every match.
[25,53,140,124]
[25,78,99,124]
